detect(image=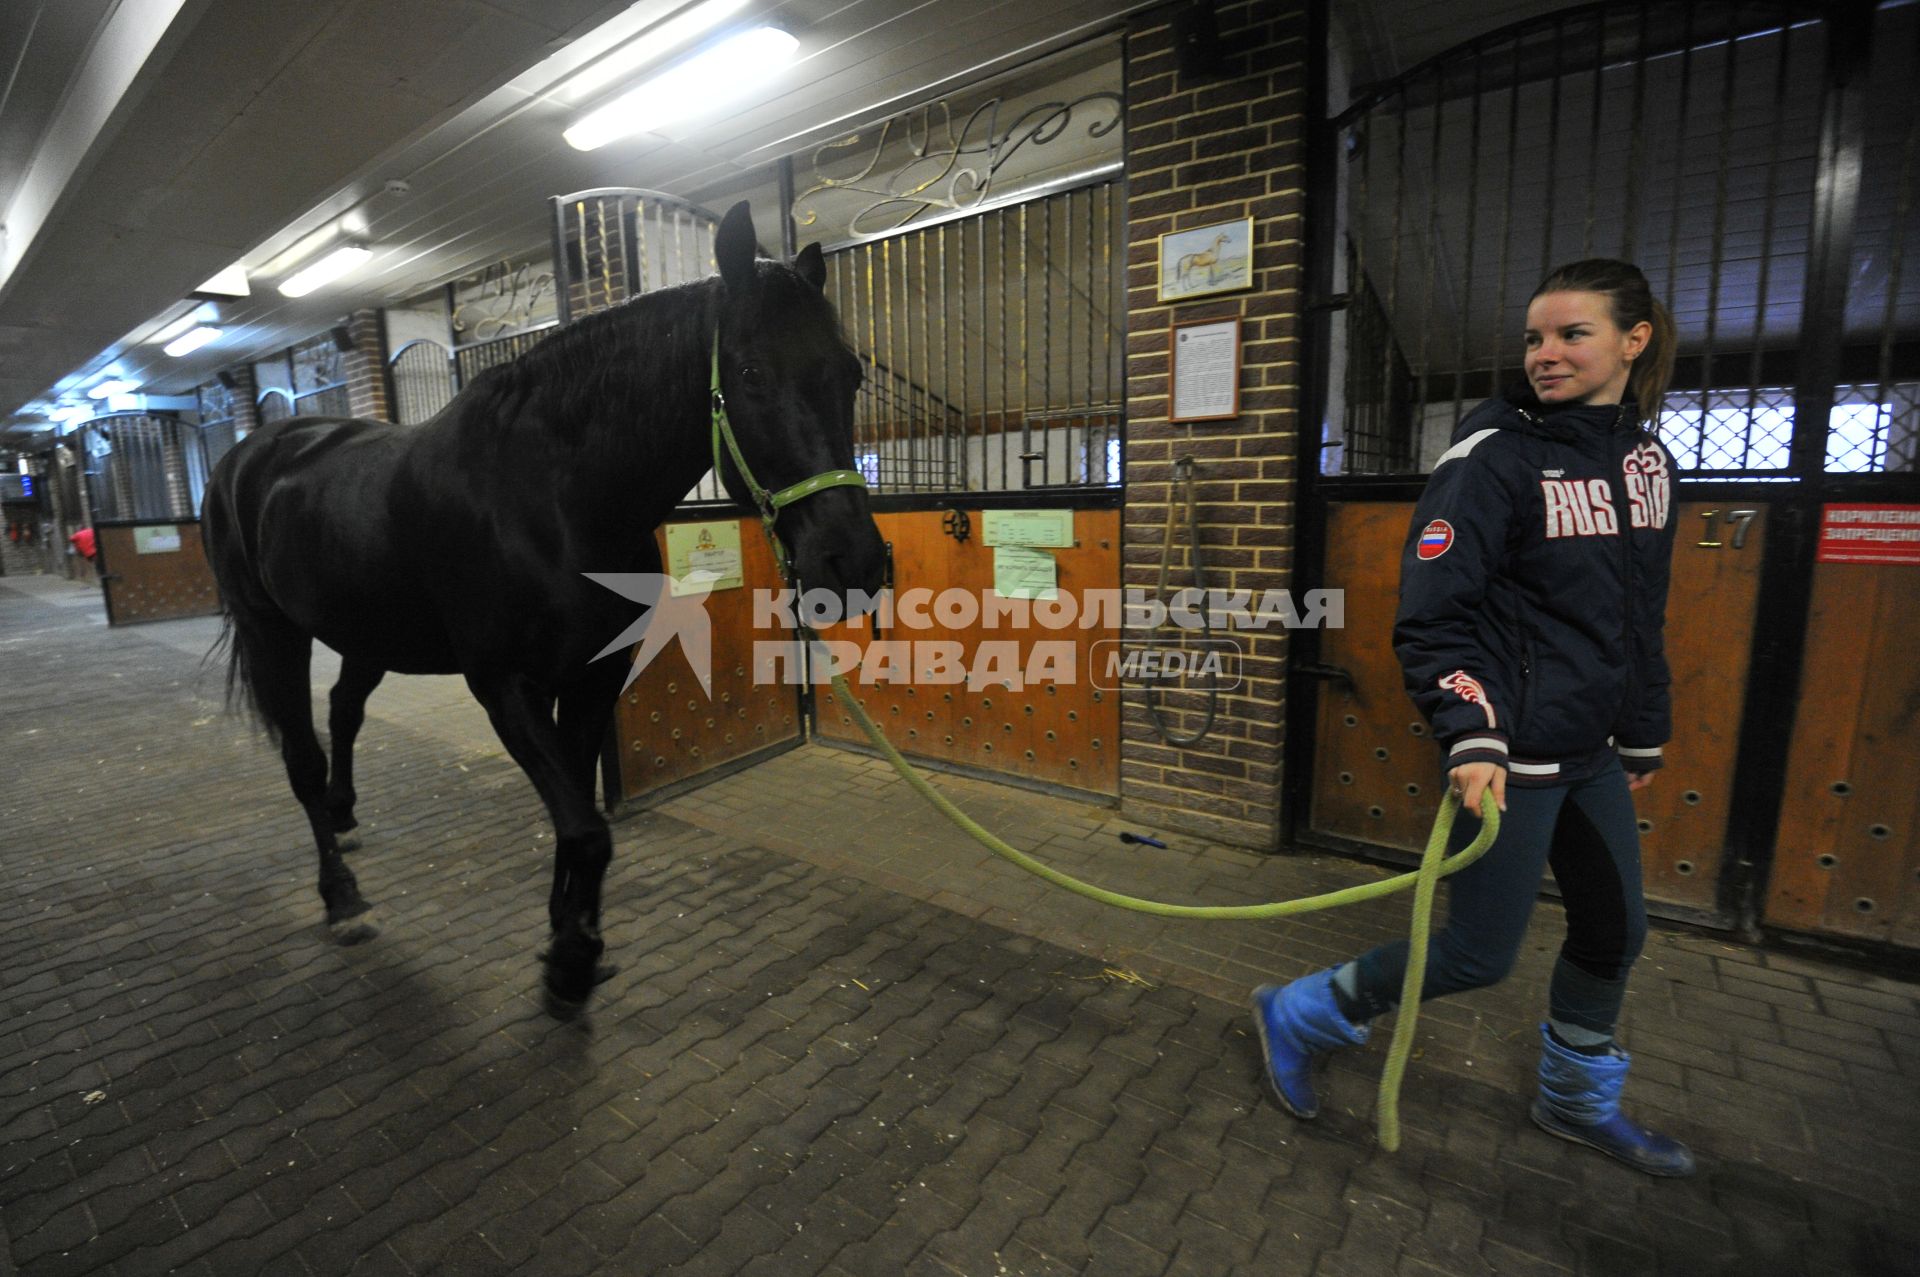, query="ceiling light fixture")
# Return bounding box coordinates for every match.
[279,245,372,298]
[164,326,222,357]
[153,304,218,346]
[564,26,798,151]
[88,379,136,399]
[560,0,751,104]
